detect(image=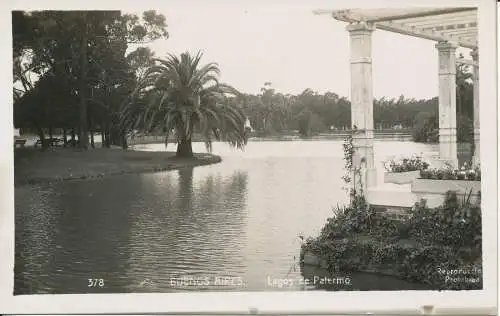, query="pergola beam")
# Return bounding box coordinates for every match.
[365,7,476,23]
[376,21,476,48]
[406,13,477,26]
[331,10,477,49]
[422,22,477,31]
[441,28,477,35]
